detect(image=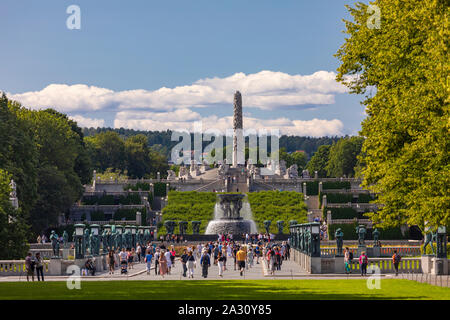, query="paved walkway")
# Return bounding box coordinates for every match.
[0,257,395,282]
